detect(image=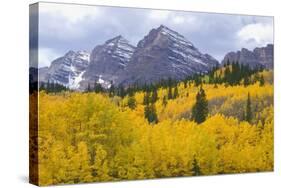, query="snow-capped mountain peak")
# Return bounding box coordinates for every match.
[157,25,194,47]
[81,35,136,89]
[106,35,128,46]
[117,25,219,85]
[40,26,222,90]
[102,35,136,63]
[76,50,90,62]
[40,50,90,89]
